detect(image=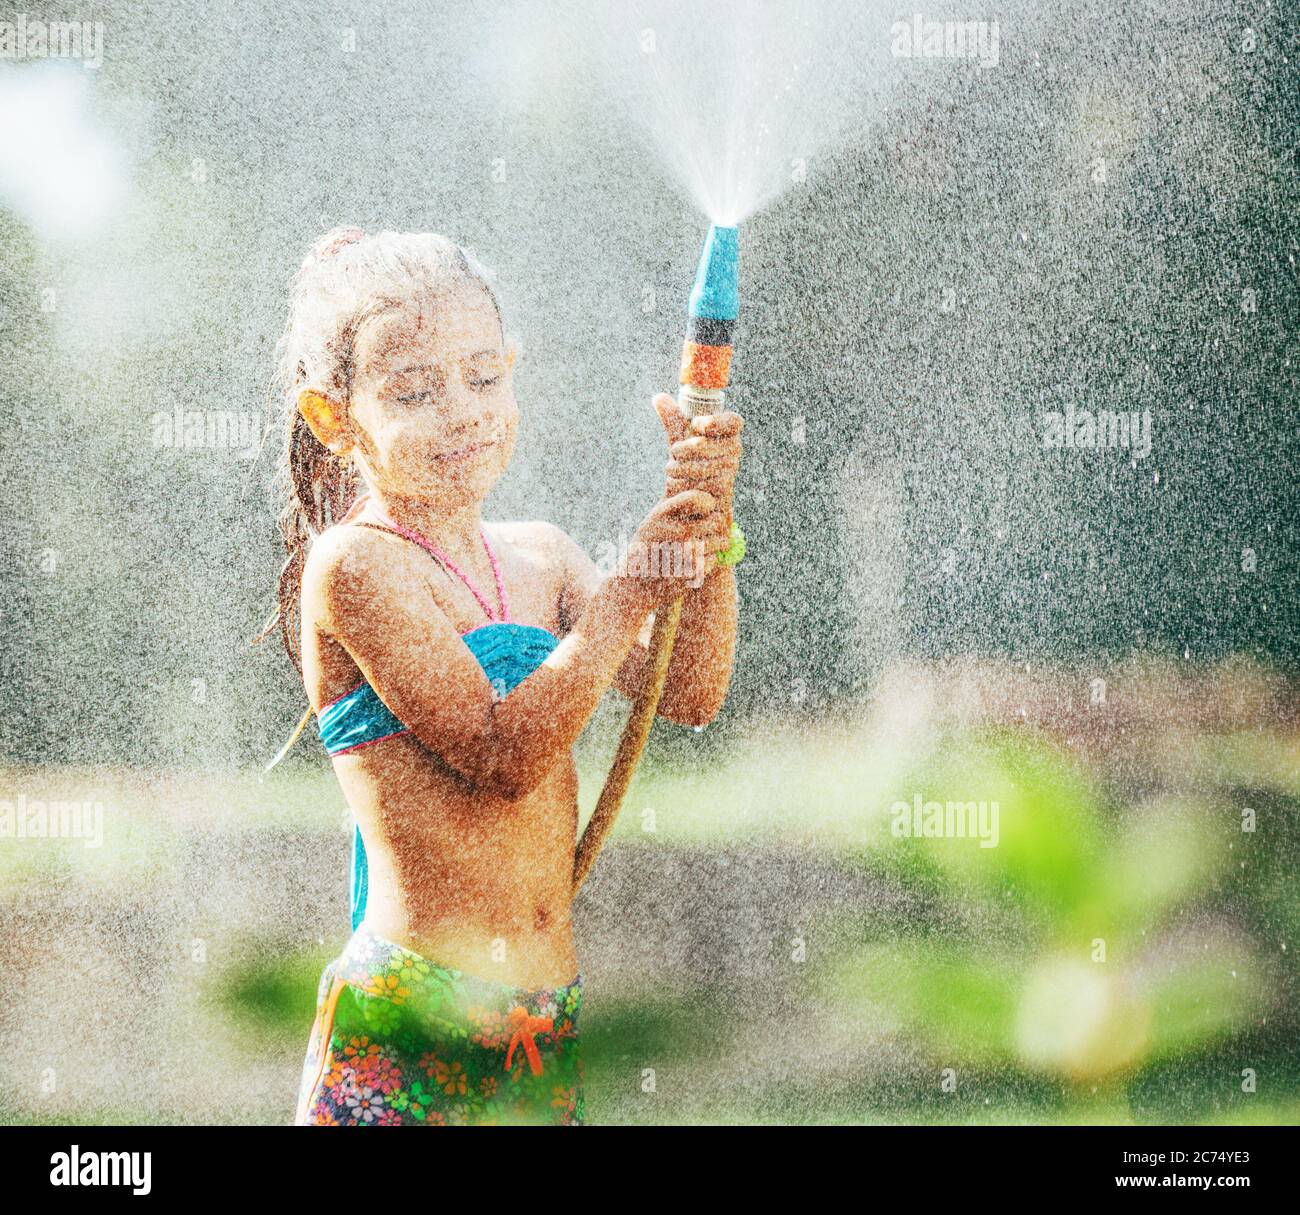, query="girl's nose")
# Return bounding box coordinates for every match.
[442,384,487,424]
